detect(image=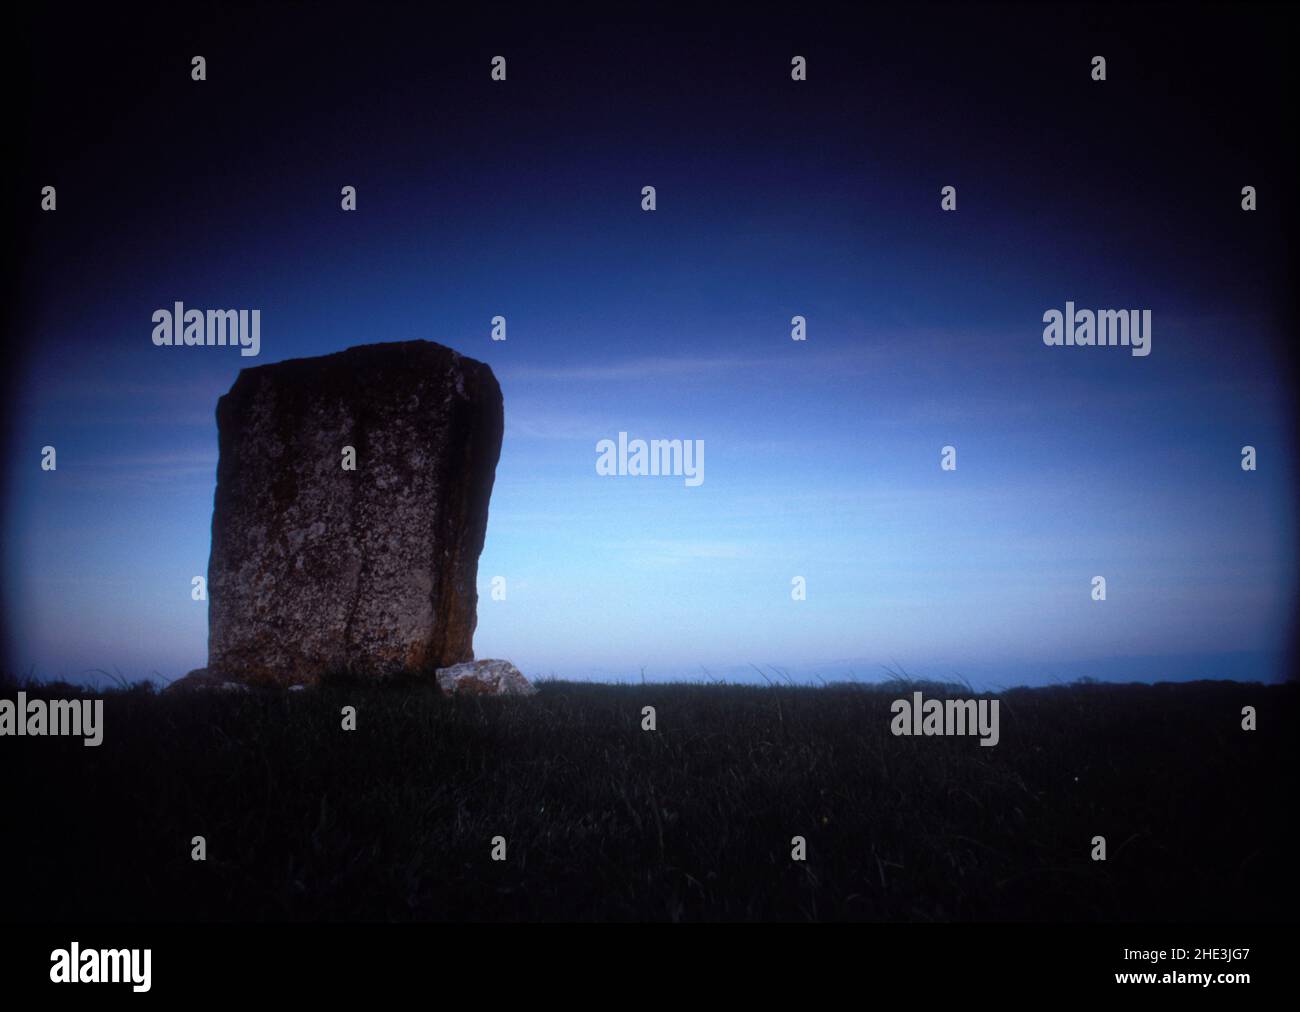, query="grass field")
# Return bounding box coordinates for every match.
[3,673,1295,922]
